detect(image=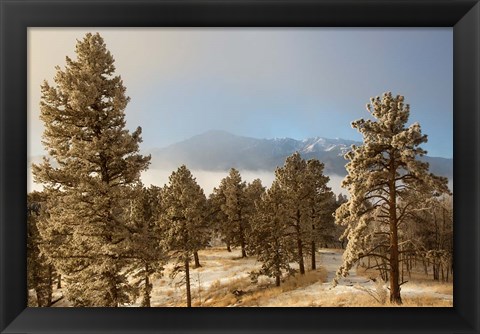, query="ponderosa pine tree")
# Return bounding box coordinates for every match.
[208,180,232,251]
[335,92,449,304]
[249,182,296,286]
[27,191,54,307]
[303,159,334,270]
[243,178,266,251]
[214,168,249,257]
[274,152,327,274]
[127,185,165,307]
[160,165,207,307]
[32,33,150,306]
